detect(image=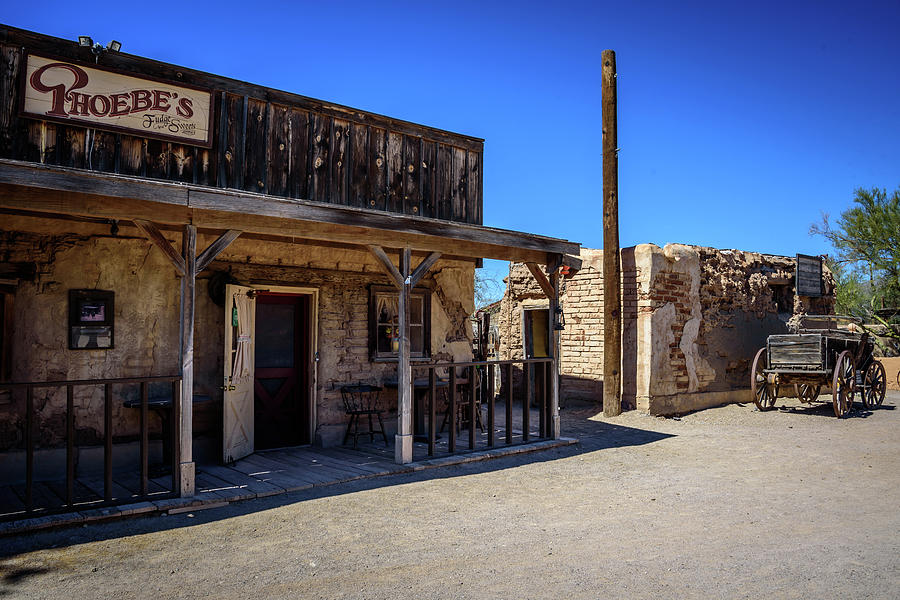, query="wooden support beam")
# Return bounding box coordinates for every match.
[367,245,404,289]
[547,254,562,439]
[396,247,413,464]
[602,49,622,417]
[408,252,442,287]
[526,262,554,298]
[560,253,583,272]
[133,219,186,276]
[196,229,242,272]
[179,224,197,496]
